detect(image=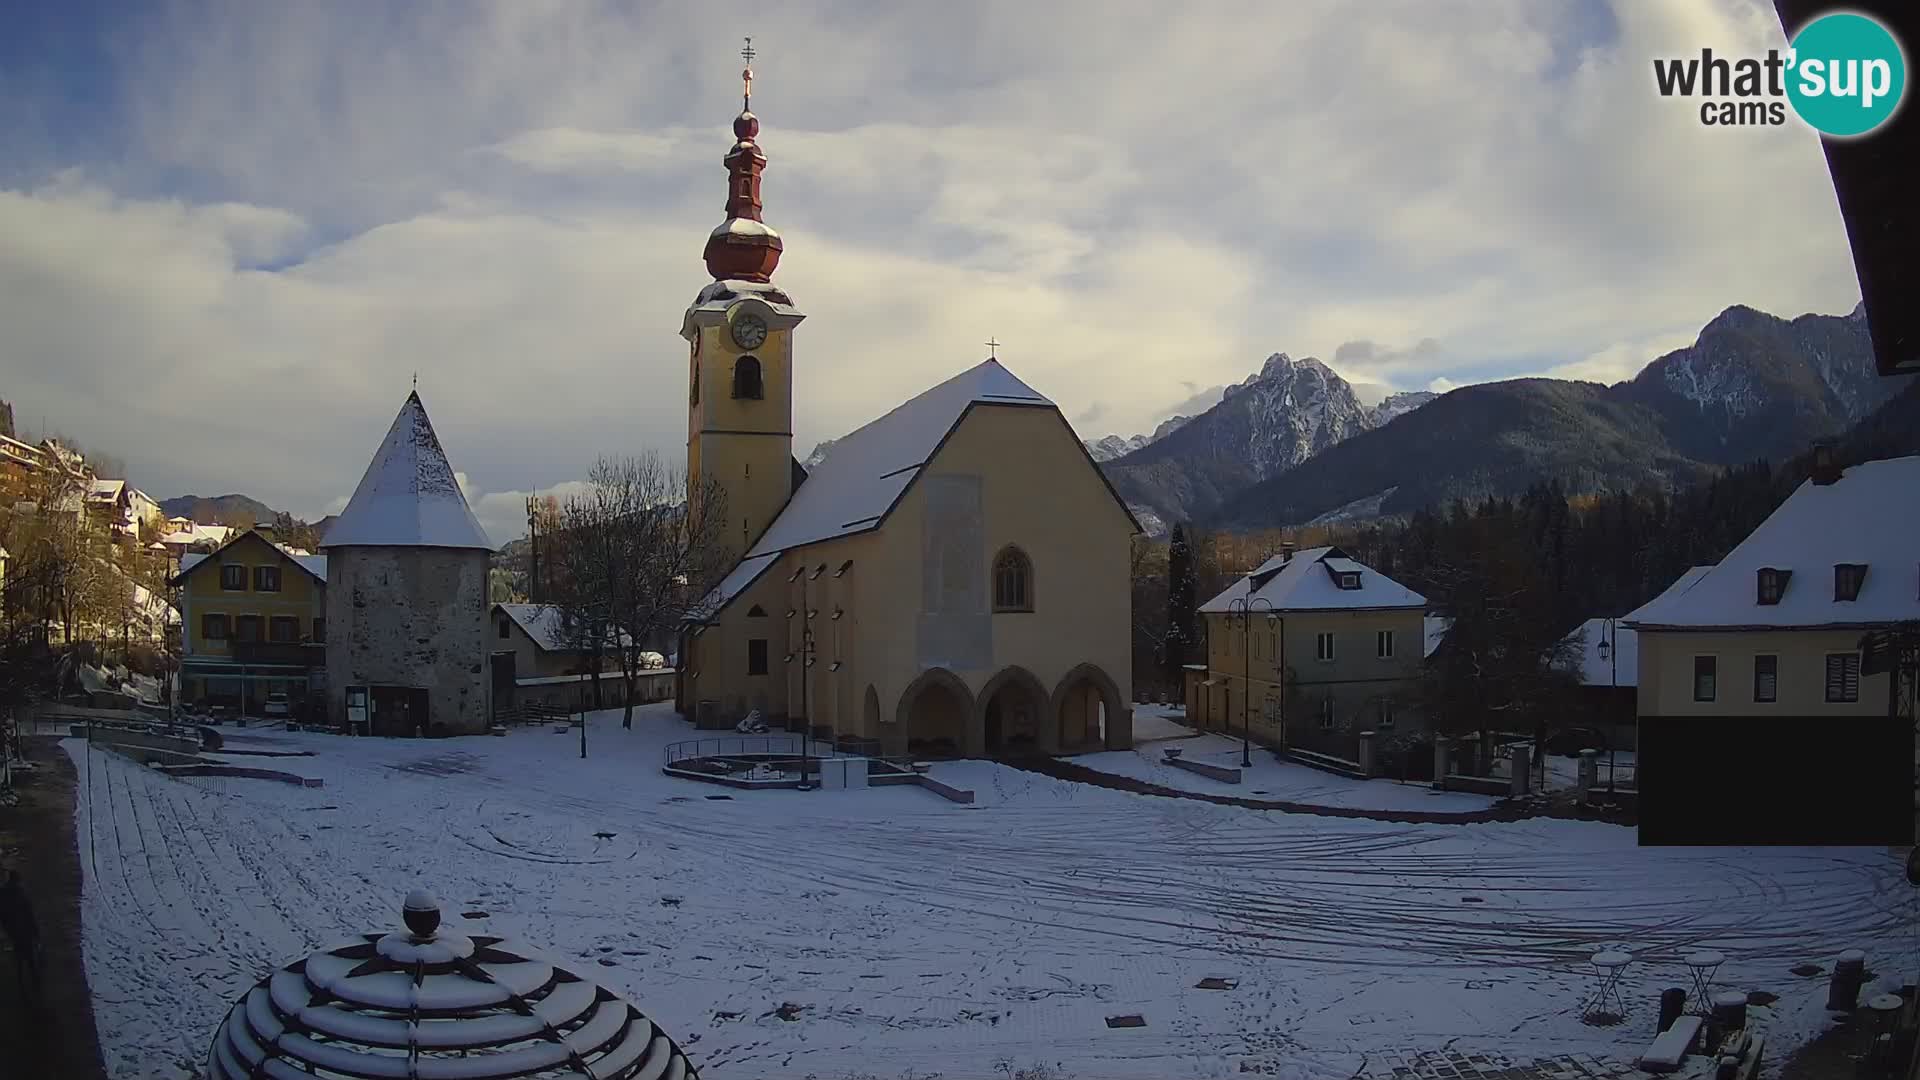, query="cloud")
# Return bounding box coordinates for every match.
[0,1,1865,529]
